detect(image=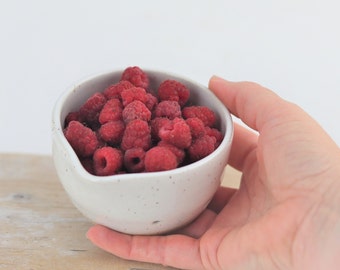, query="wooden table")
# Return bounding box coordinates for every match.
[0,153,240,270]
